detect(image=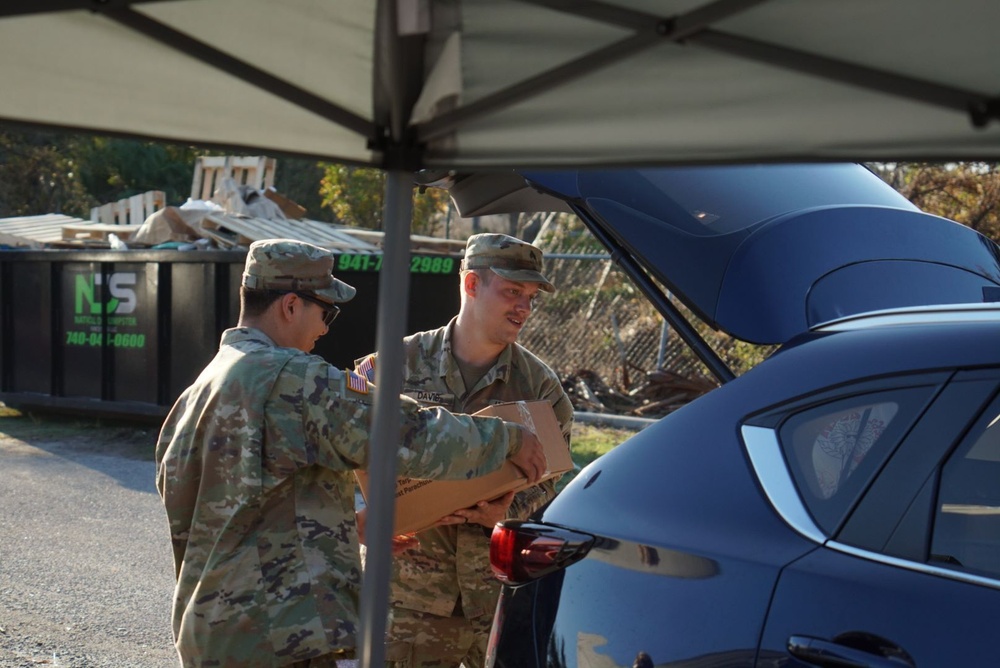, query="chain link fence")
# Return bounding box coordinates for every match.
[515,217,773,417]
